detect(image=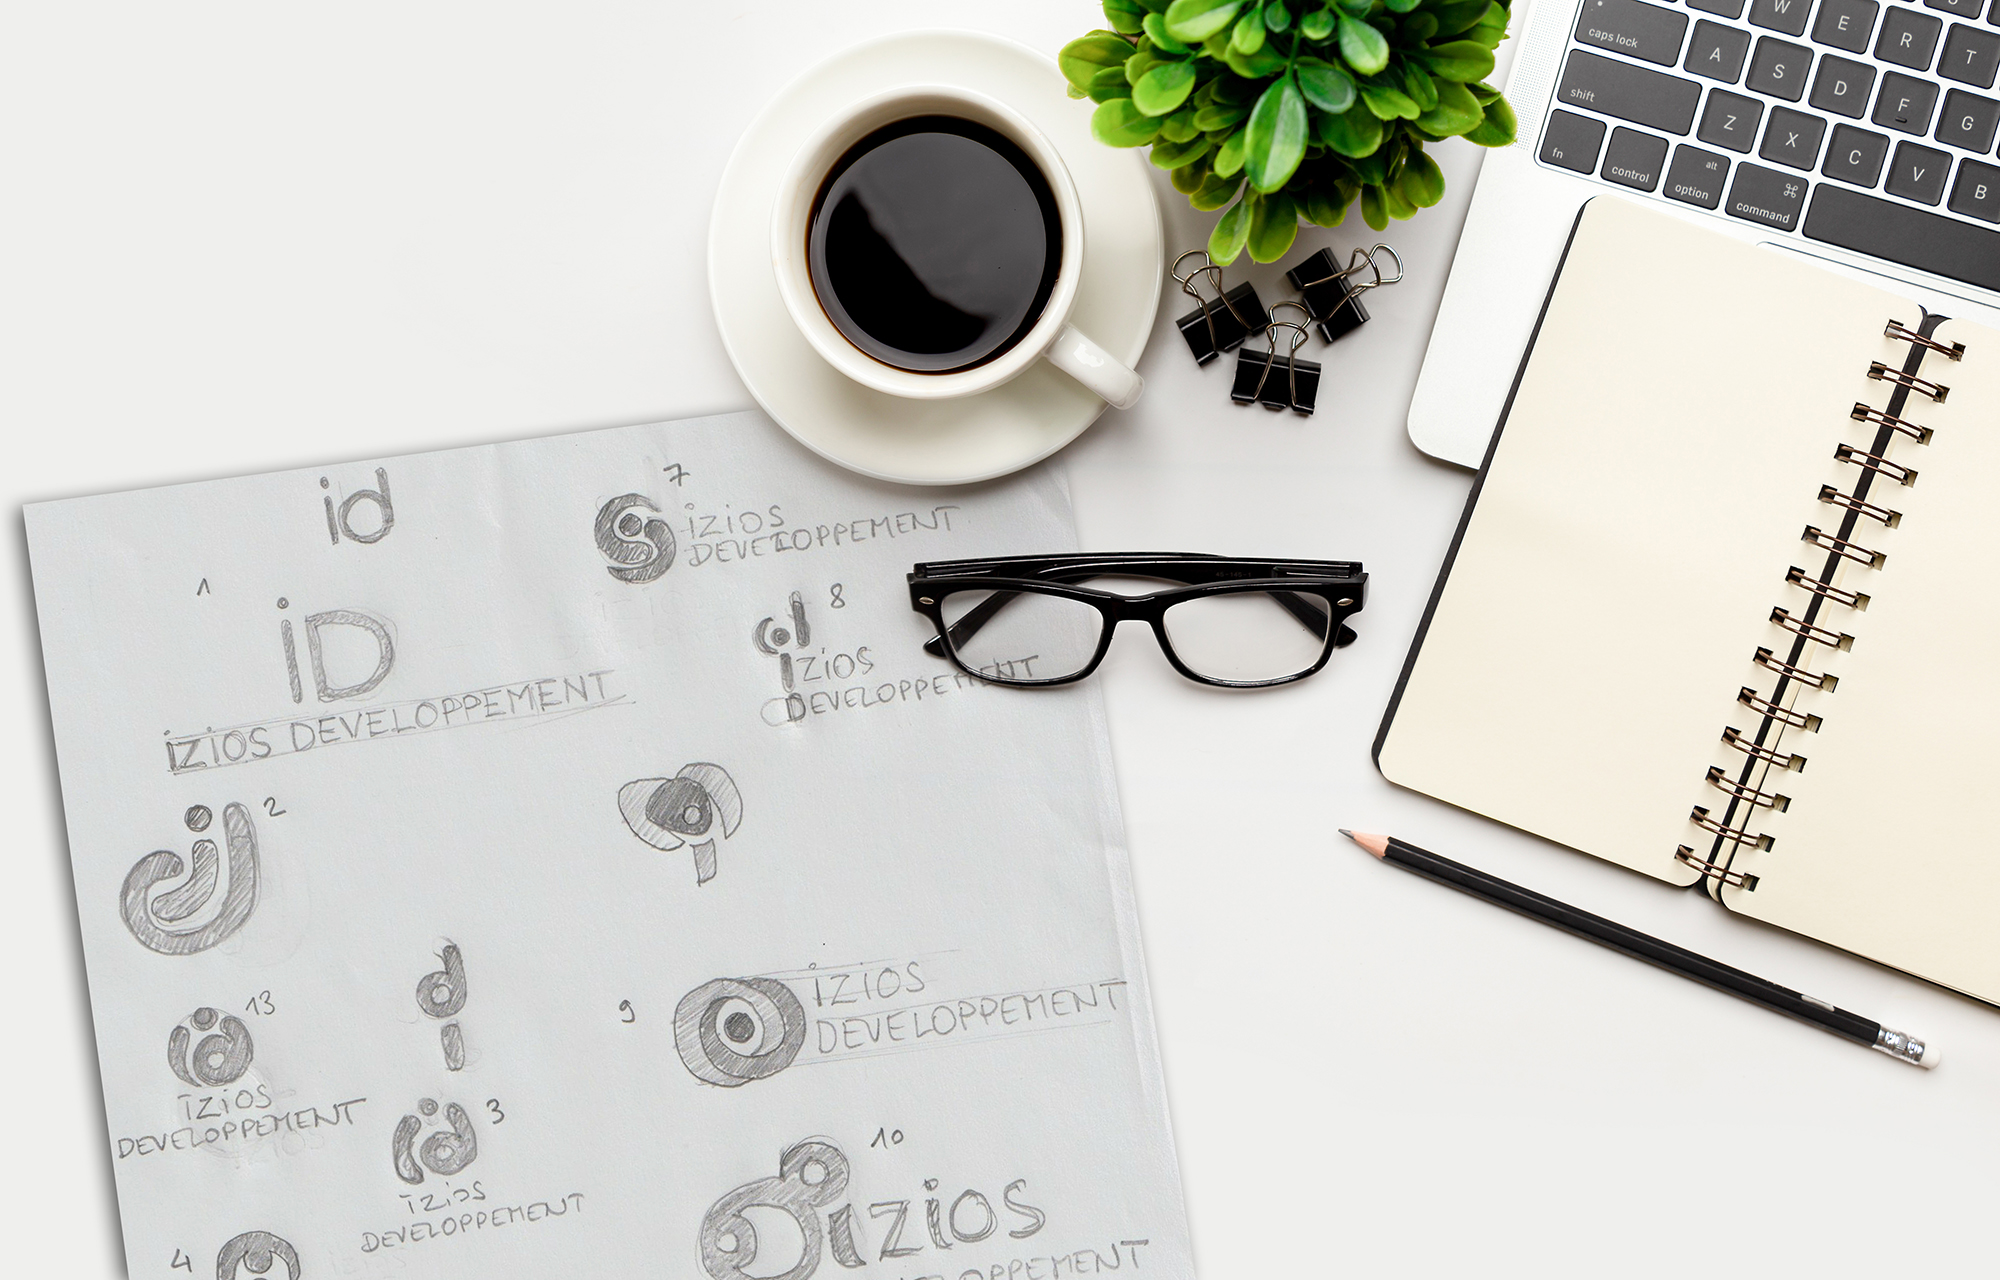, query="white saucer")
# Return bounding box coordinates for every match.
[708,29,1164,486]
